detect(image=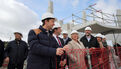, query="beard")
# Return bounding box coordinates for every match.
[48,26,53,31]
[86,33,91,36]
[15,38,21,40]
